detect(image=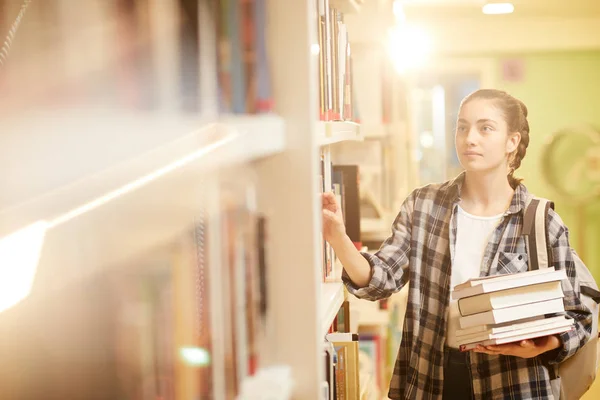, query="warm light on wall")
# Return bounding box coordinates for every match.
[387,24,432,74]
[482,3,515,15]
